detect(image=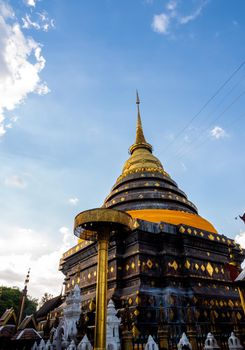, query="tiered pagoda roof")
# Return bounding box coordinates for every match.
[104,93,217,234]
[60,94,245,340]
